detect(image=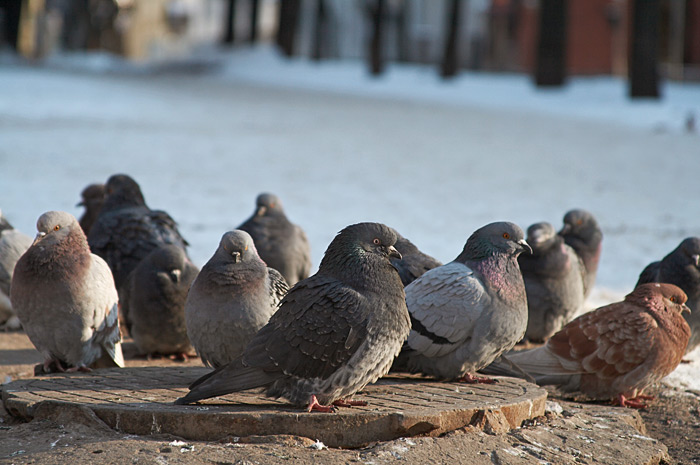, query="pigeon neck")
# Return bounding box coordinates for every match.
[23,232,91,282]
[100,192,146,212]
[469,254,527,303]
